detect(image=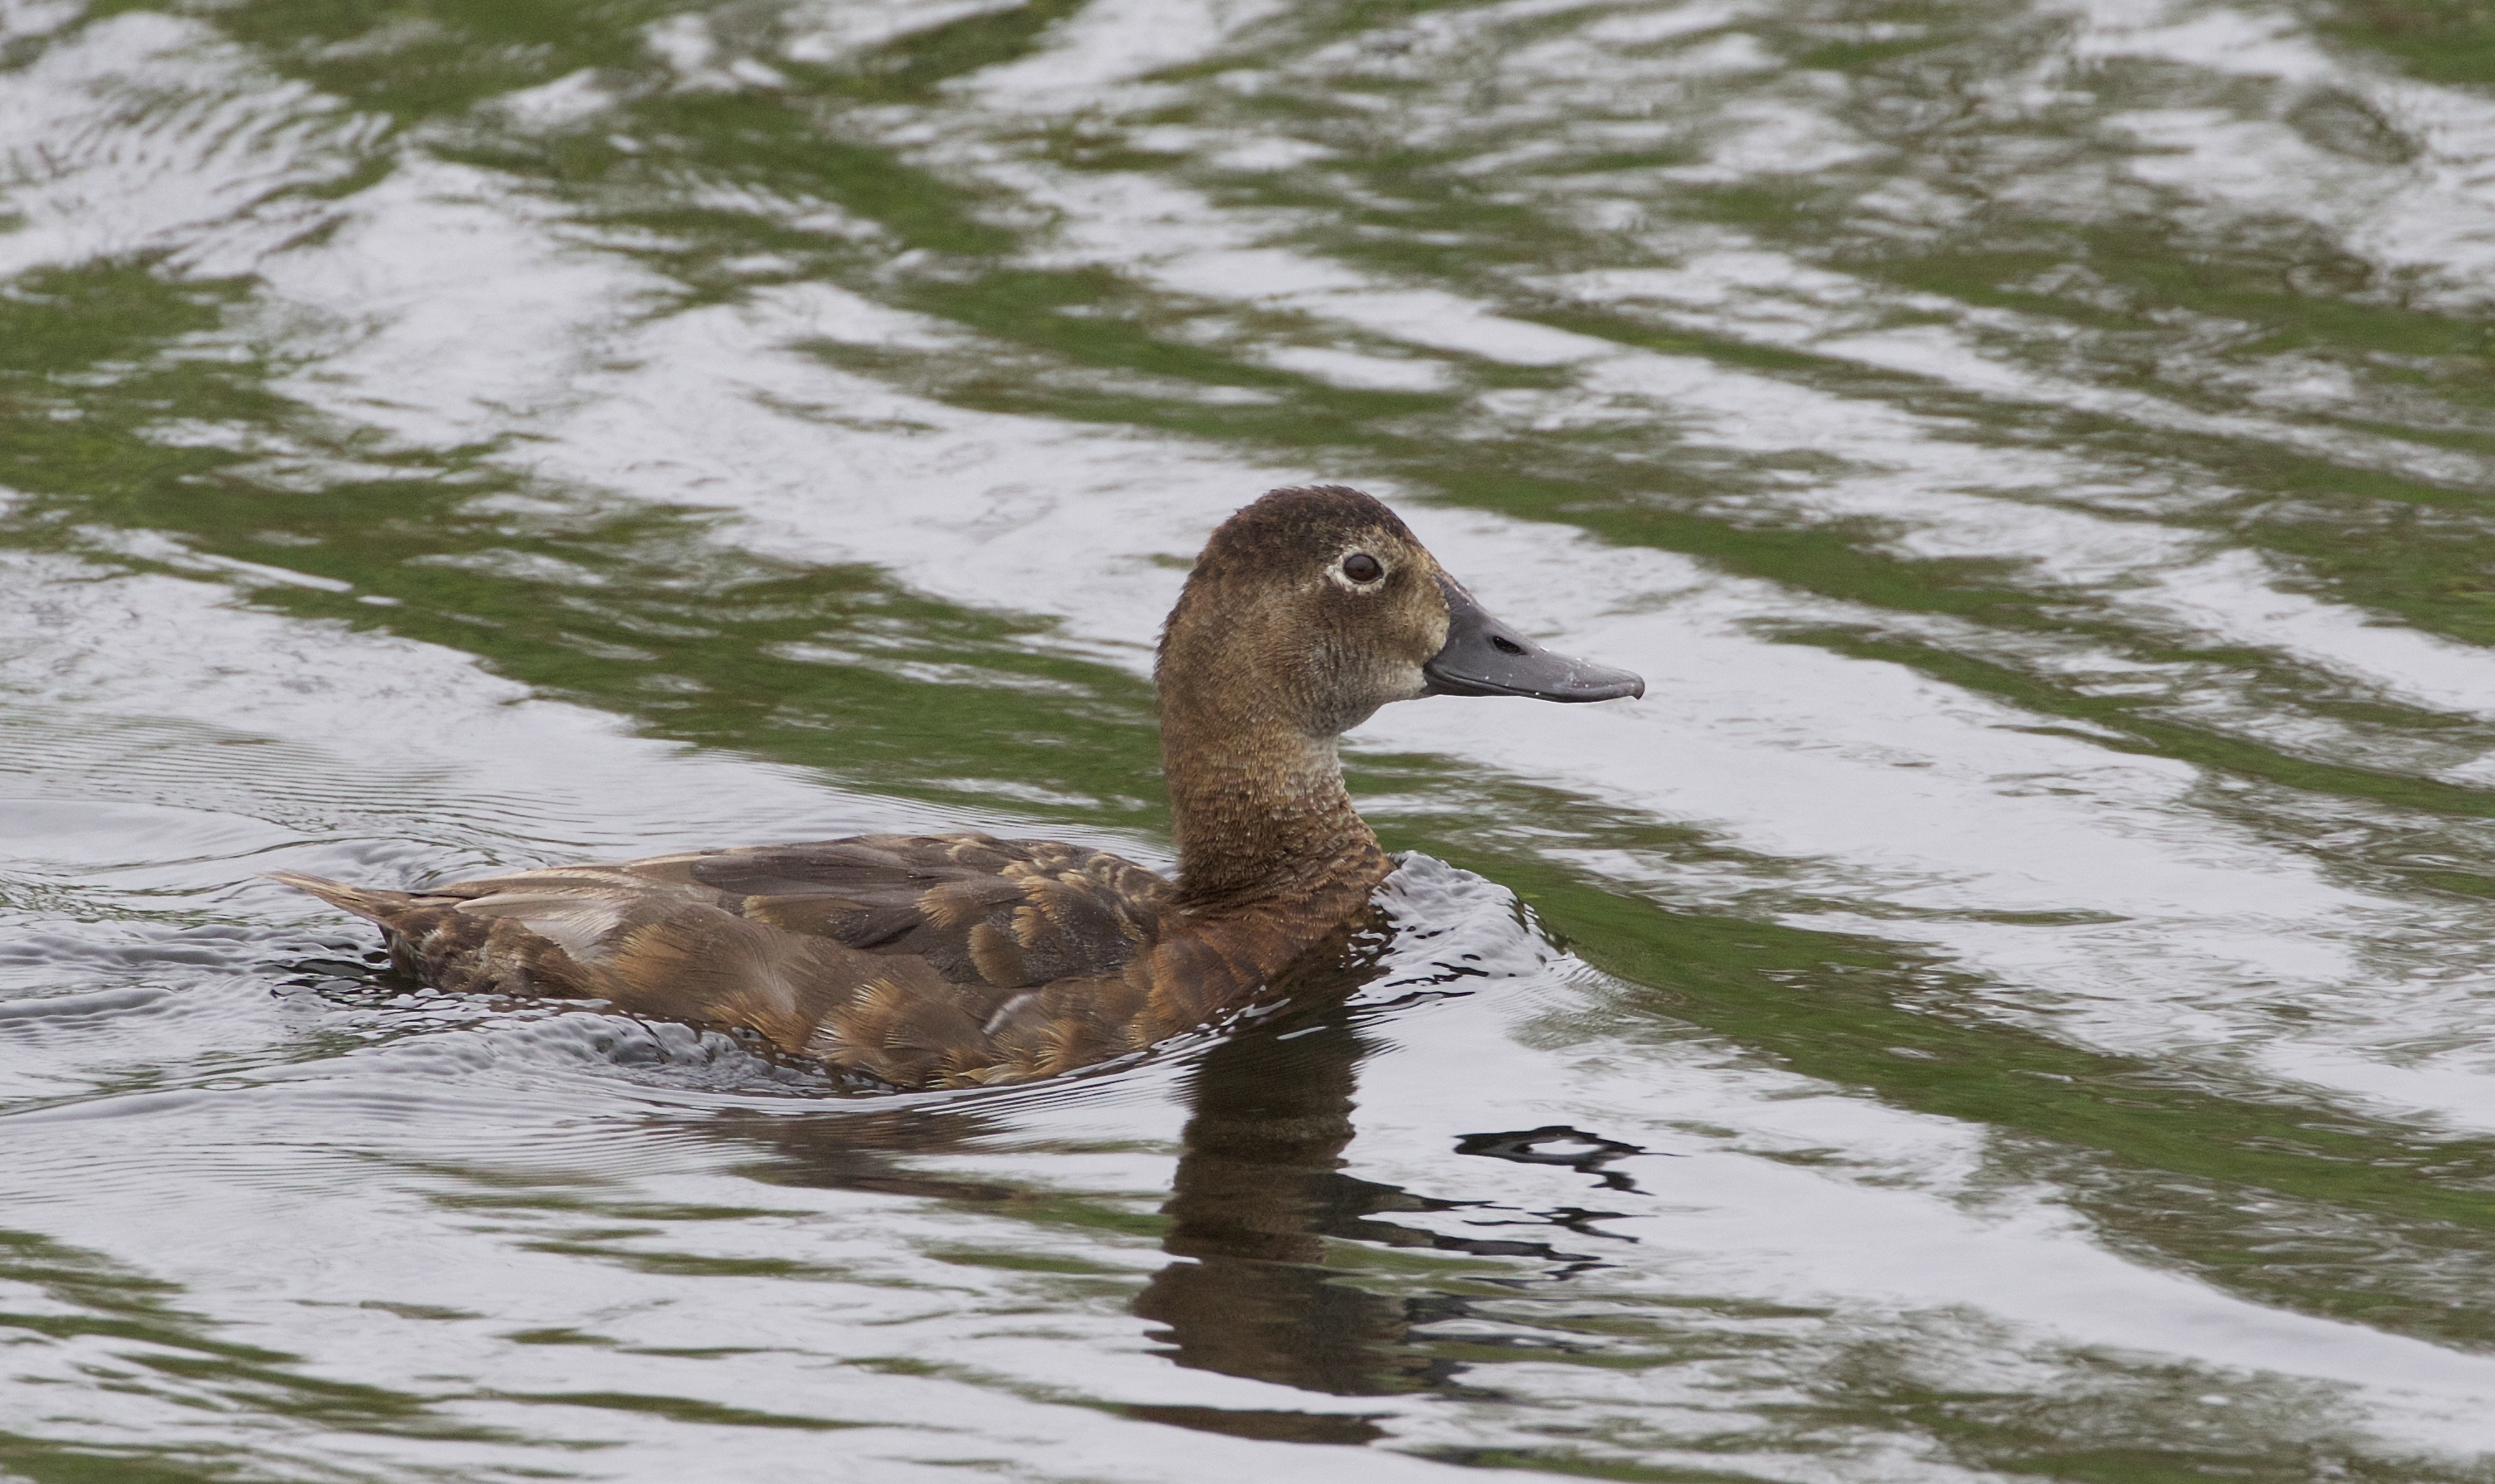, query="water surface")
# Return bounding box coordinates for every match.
[7,0,2495,1477]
